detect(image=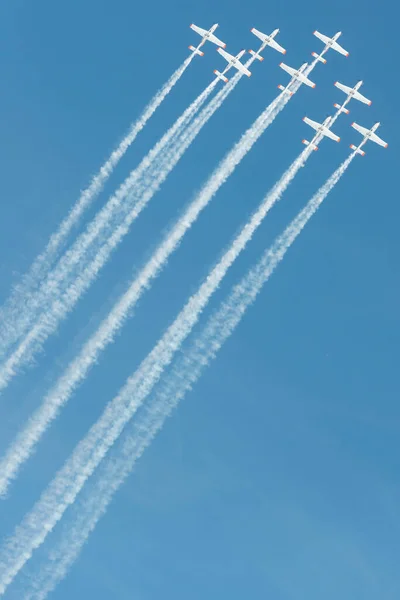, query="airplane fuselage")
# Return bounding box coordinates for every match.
[198,30,213,48]
[258,40,269,54]
[204,25,218,40]
[348,83,362,97]
[322,35,339,54]
[365,124,379,139]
